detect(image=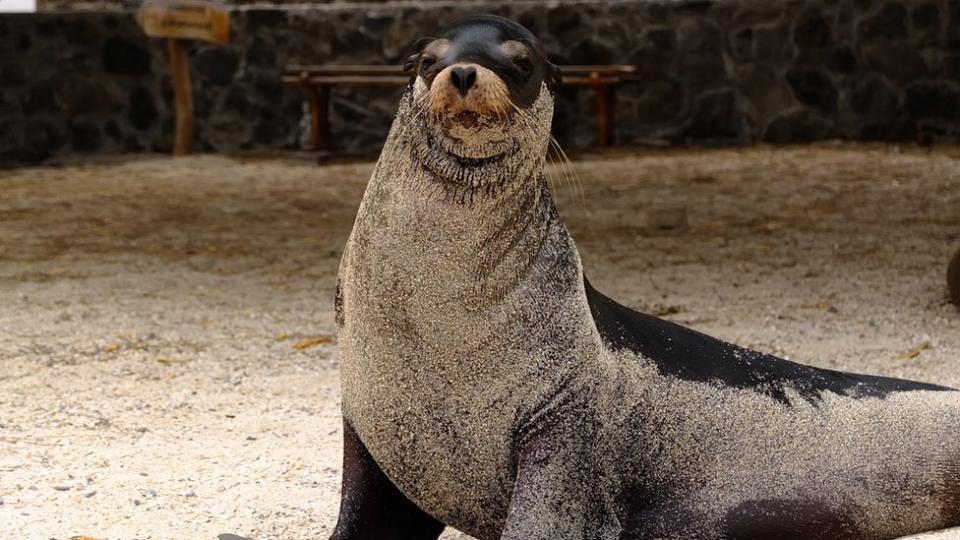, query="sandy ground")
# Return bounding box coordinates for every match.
[1,144,959,540]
